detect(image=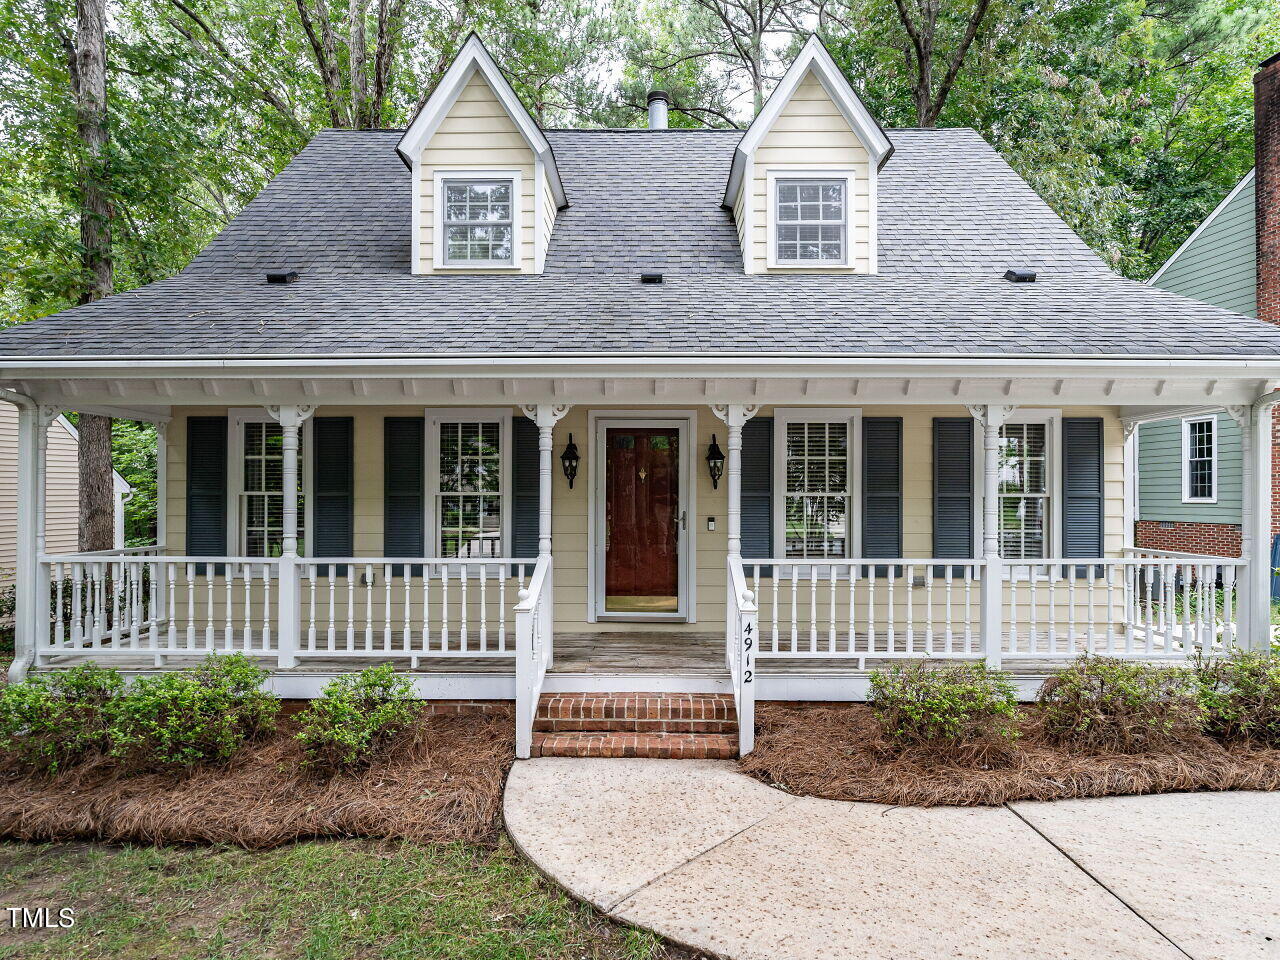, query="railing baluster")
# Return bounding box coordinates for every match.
[423,565,433,654]
[828,565,837,654]
[441,565,450,653]
[867,566,876,656]
[461,563,469,653]
[364,563,374,652]
[403,565,413,653]
[1223,564,1236,648]
[243,561,253,650]
[110,561,122,647]
[346,568,355,651]
[925,564,934,655]
[479,564,489,653]
[383,563,393,652]
[262,562,272,652]
[1180,562,1193,654]
[166,562,177,649]
[808,566,818,654]
[71,564,84,646]
[905,563,915,655]
[771,569,779,652]
[886,566,896,654]
[789,566,798,654]
[307,566,317,651]
[847,563,857,655]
